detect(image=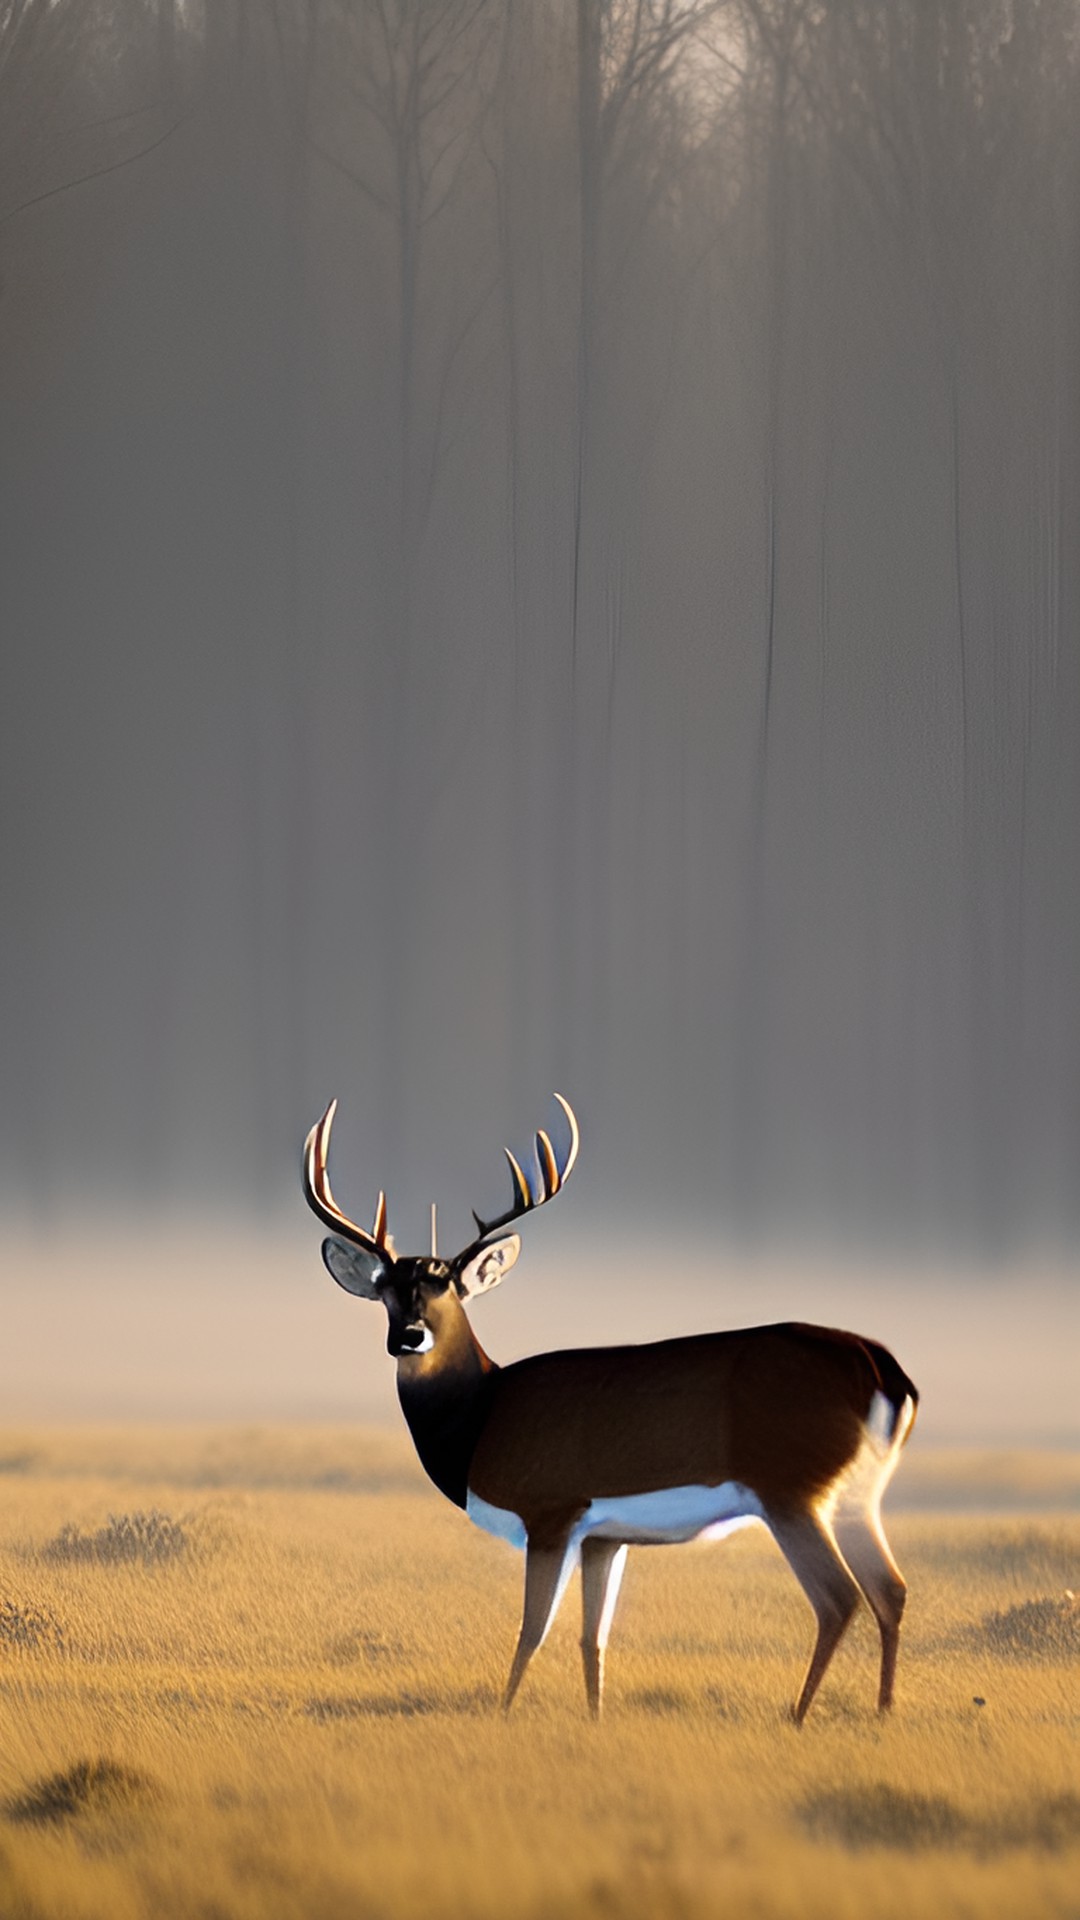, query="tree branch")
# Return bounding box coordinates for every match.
[0,113,186,227]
